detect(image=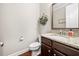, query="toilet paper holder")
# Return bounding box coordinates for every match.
[0,42,4,47]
